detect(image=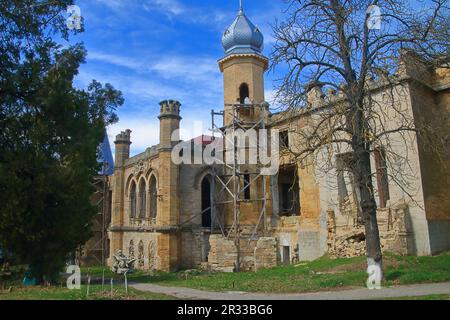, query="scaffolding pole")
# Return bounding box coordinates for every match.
[77,166,111,266]
[210,103,269,272]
